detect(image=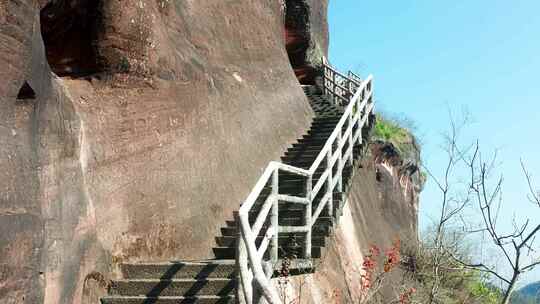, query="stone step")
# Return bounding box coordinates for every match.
[219,223,332,237]
[234,207,335,222]
[225,217,333,228]
[302,130,347,140]
[242,188,345,209]
[305,127,350,138]
[273,258,318,273]
[309,124,339,130]
[307,125,348,134]
[260,187,305,196]
[215,235,326,247]
[298,138,352,149]
[263,172,332,187]
[109,278,236,297]
[120,261,236,280]
[295,137,332,144]
[298,136,333,144]
[285,145,329,154]
[283,151,327,161]
[303,129,338,137]
[287,141,352,152]
[280,156,318,165]
[276,175,341,186]
[311,119,341,126]
[212,246,323,259]
[284,151,324,160]
[101,295,235,304]
[290,142,327,149]
[278,167,327,177]
[250,193,344,211]
[264,190,343,203]
[283,150,346,159]
[280,161,317,169]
